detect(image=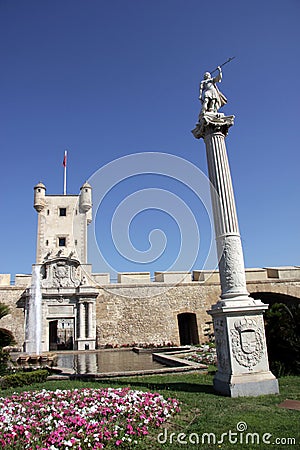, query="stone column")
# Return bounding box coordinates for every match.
[193,113,279,397]
[204,127,250,300]
[79,302,86,339]
[87,302,93,338]
[77,285,98,350]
